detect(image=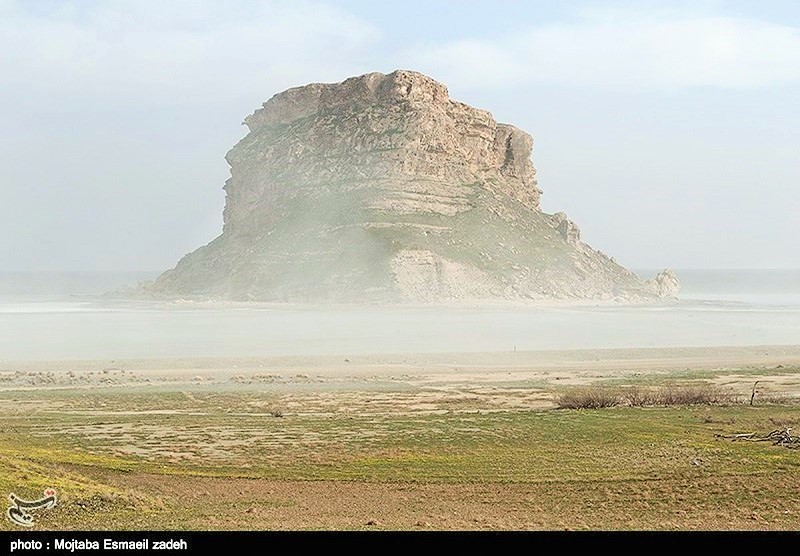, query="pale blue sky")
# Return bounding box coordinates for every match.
[1,0,798,271]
